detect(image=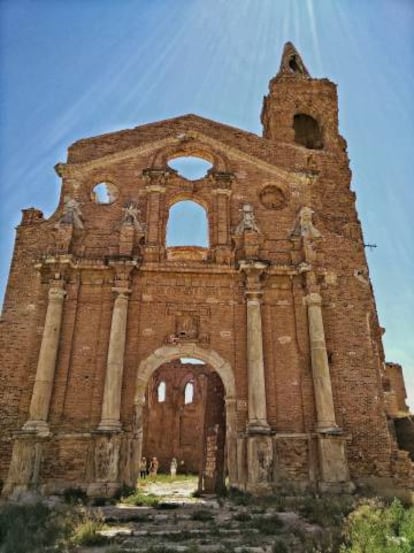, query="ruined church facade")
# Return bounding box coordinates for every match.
[1,43,412,499]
